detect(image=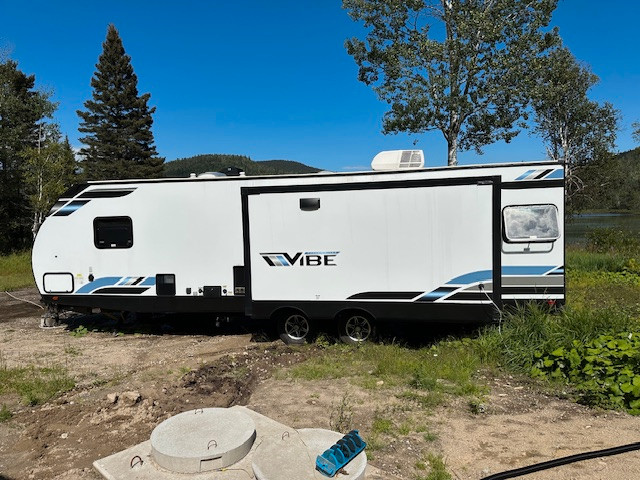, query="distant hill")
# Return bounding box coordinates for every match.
[164,154,321,177]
